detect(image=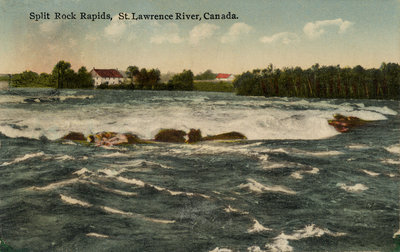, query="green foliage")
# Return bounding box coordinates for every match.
[234,63,400,100]
[52,61,93,89]
[168,70,194,91]
[125,65,139,84]
[0,75,10,81]
[194,81,234,92]
[133,68,161,90]
[11,71,55,88]
[11,61,94,89]
[194,69,217,80]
